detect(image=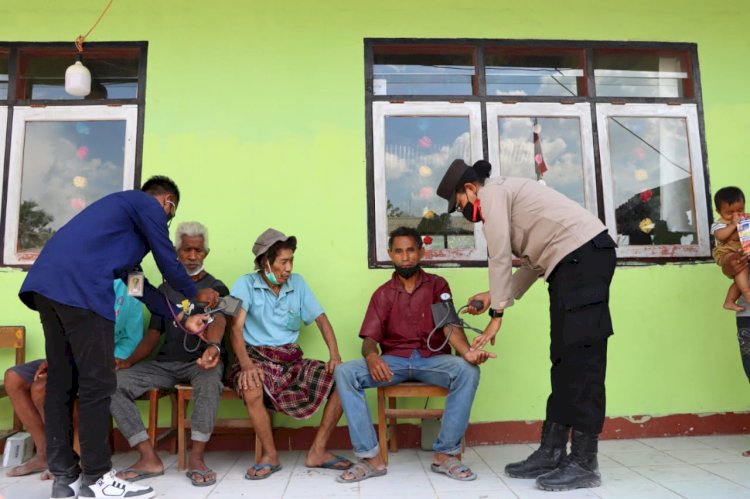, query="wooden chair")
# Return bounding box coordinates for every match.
[175,384,262,471]
[376,382,449,464]
[73,388,177,455]
[0,326,26,439]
